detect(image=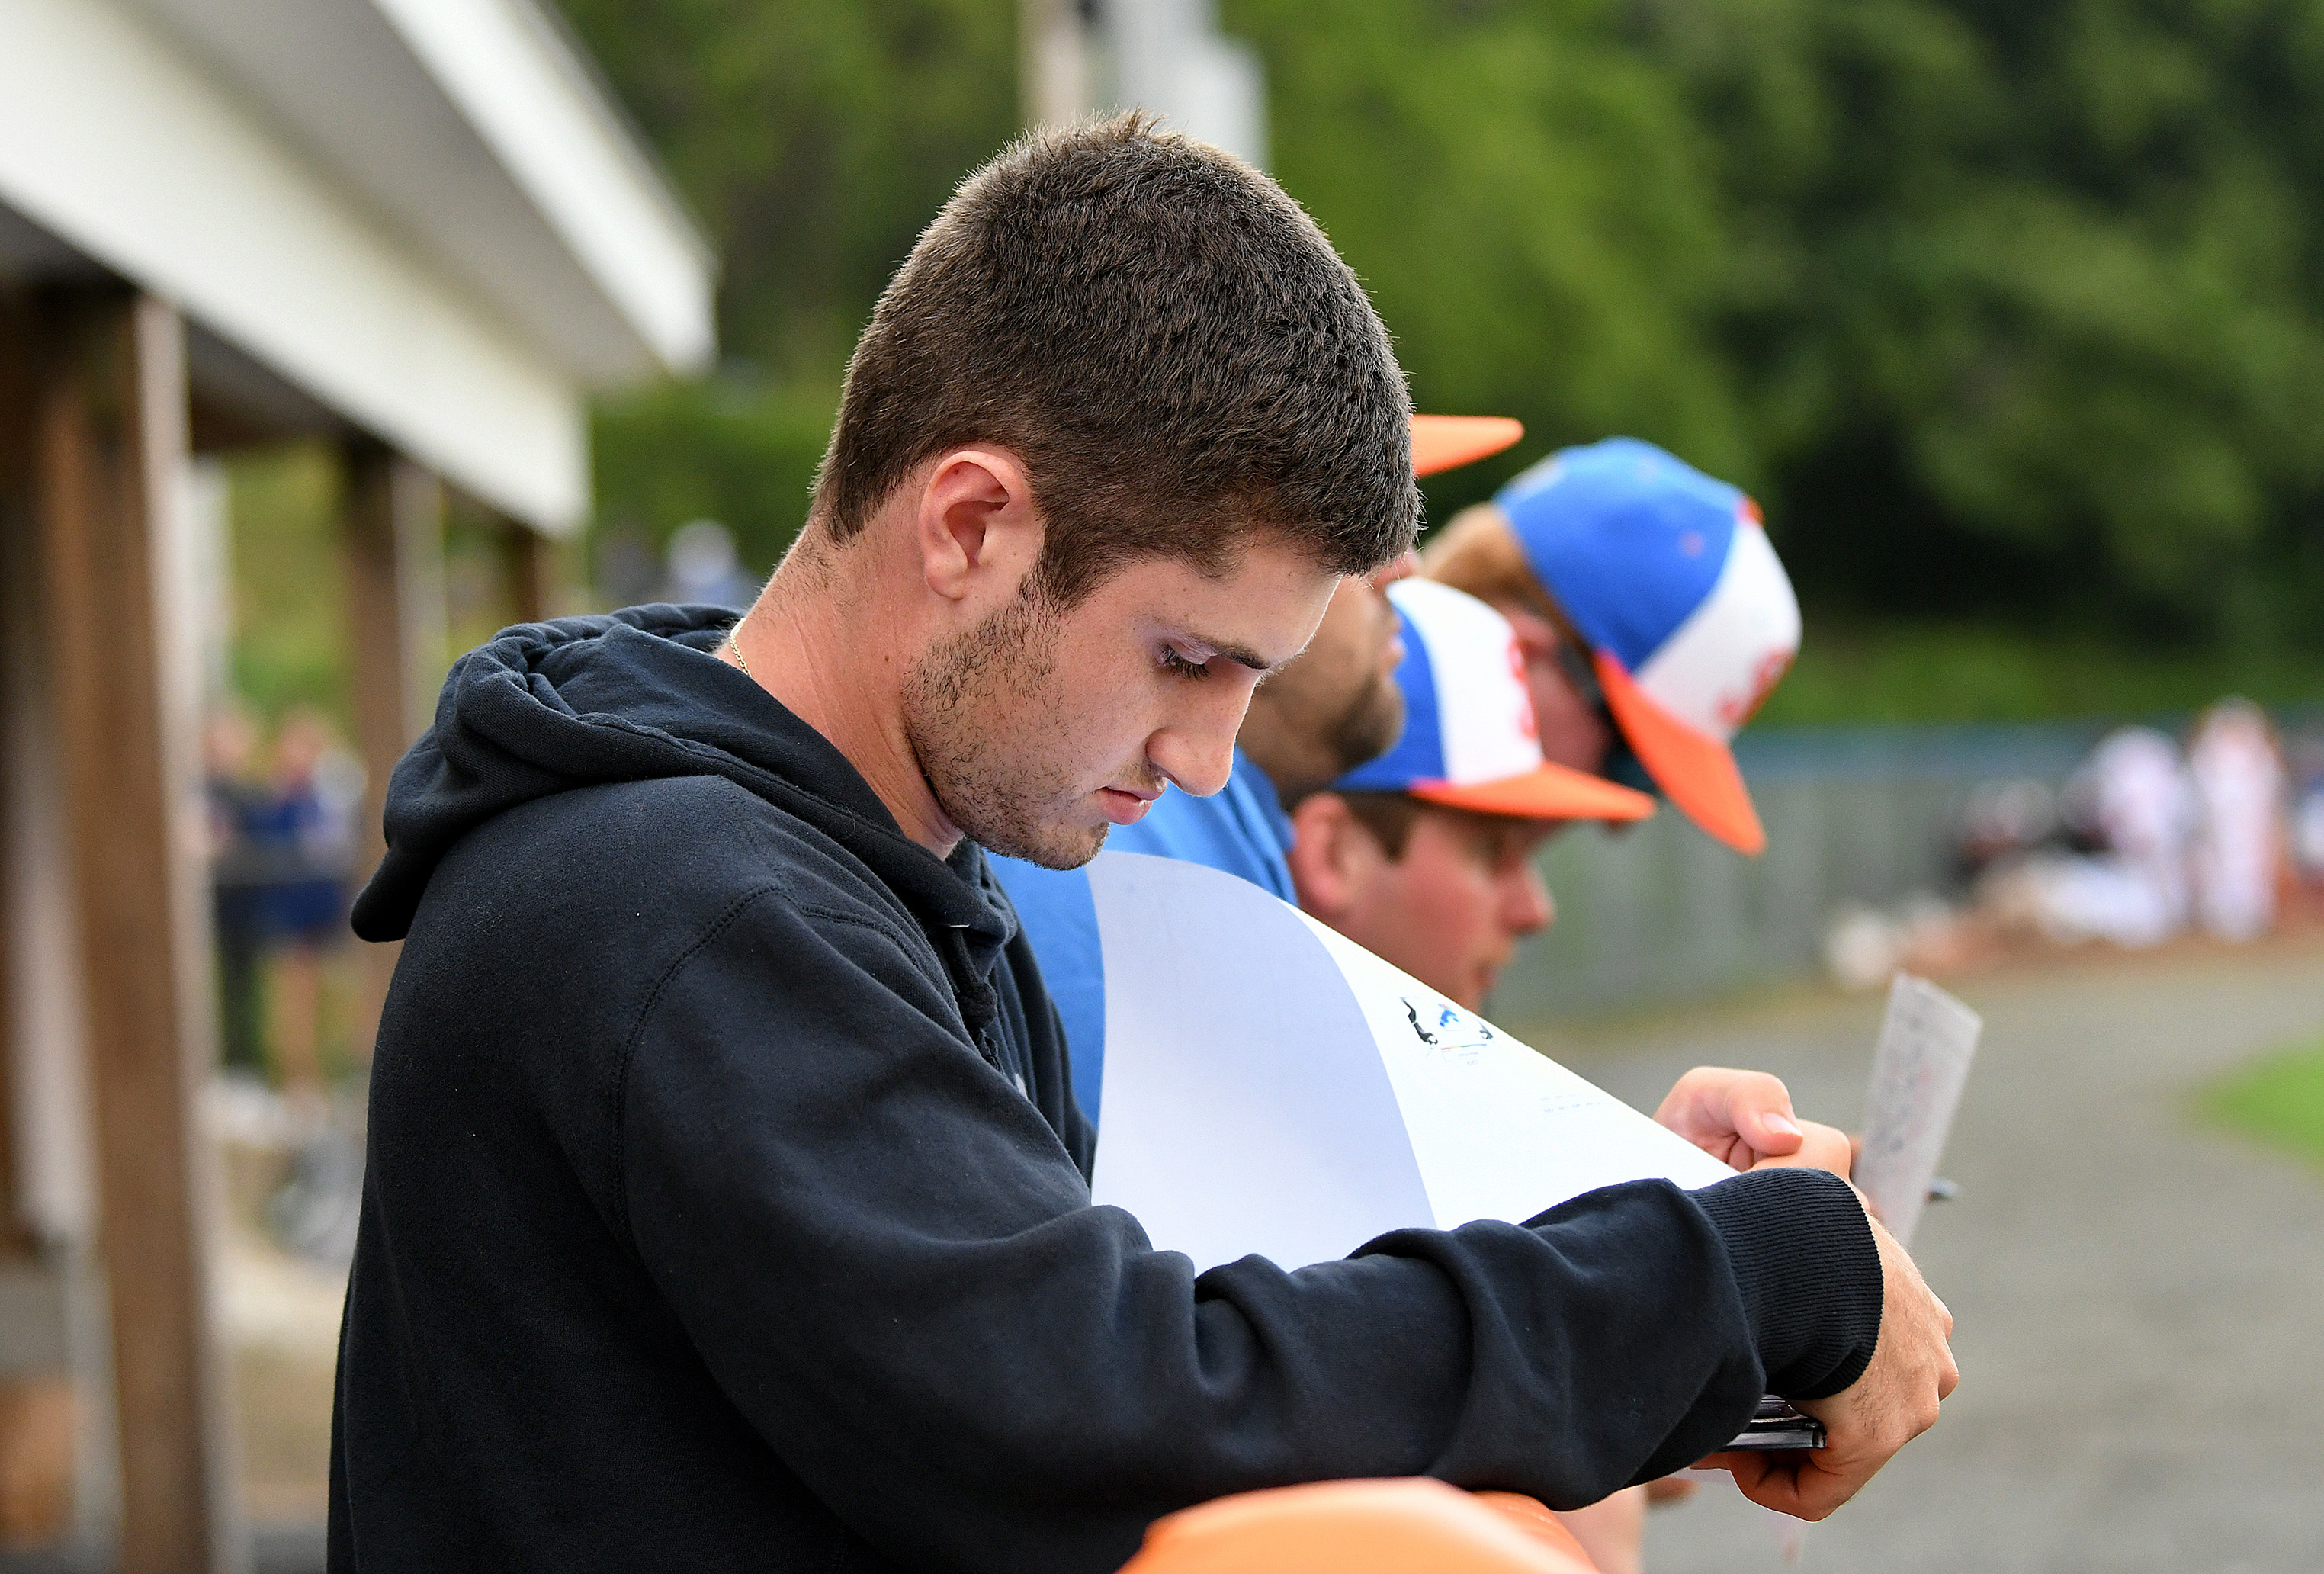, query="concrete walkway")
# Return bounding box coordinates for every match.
[1530,941,2324,1573]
